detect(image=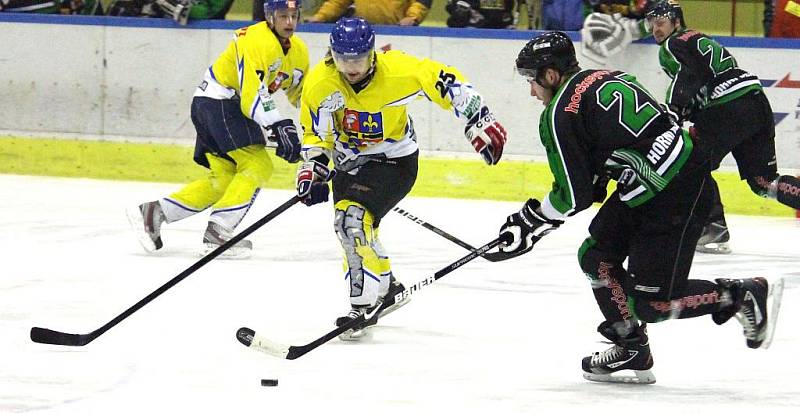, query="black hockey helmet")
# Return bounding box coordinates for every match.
[516,31,579,81]
[645,0,687,27]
